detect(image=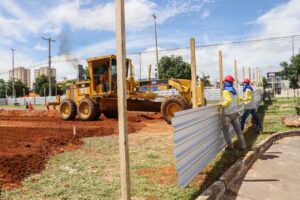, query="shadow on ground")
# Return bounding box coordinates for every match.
[189,100,272,200]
